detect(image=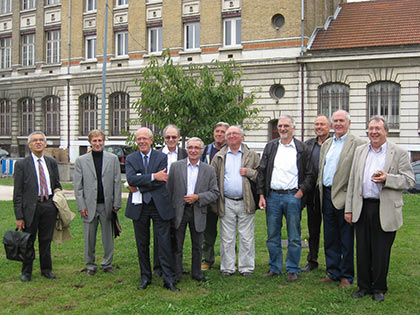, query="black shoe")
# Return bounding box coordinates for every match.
[154,269,162,277]
[87,269,96,276]
[103,267,115,274]
[21,274,31,282]
[164,282,180,292]
[137,280,151,290]
[41,271,56,279]
[372,292,385,302]
[352,289,369,298]
[302,263,318,272]
[182,269,189,275]
[193,276,208,282]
